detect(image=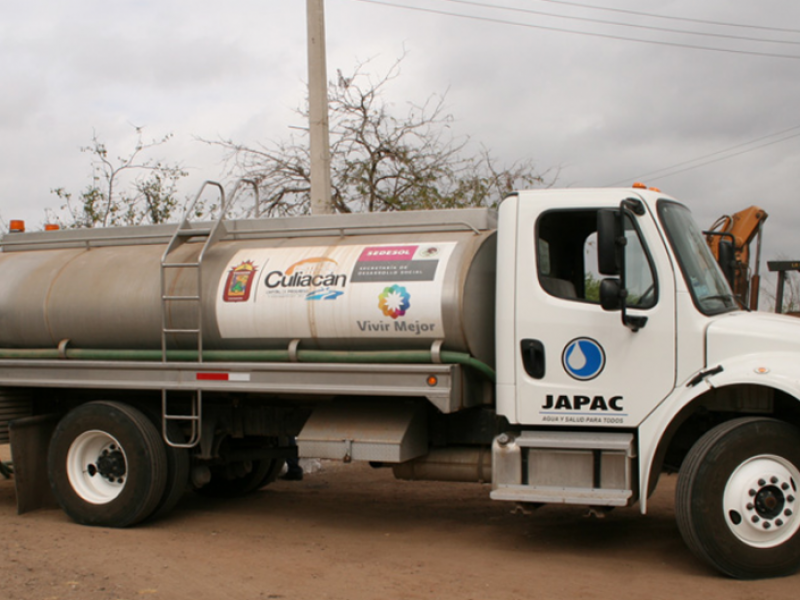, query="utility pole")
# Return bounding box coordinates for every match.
[307,0,333,214]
